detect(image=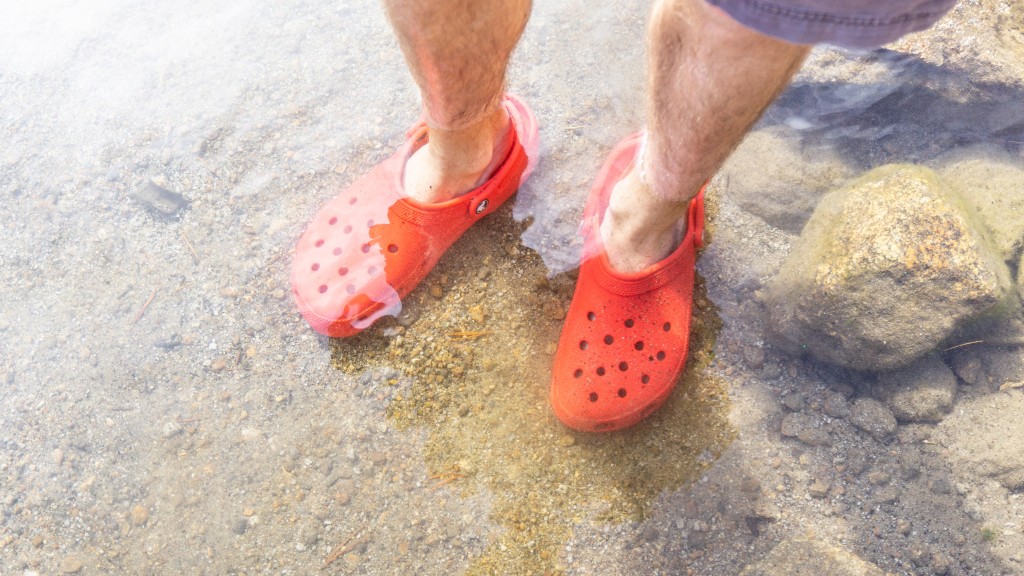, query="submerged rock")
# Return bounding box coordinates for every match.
[940,392,1024,490]
[721,127,853,234]
[765,164,1013,370]
[936,145,1024,265]
[874,354,956,423]
[739,536,886,576]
